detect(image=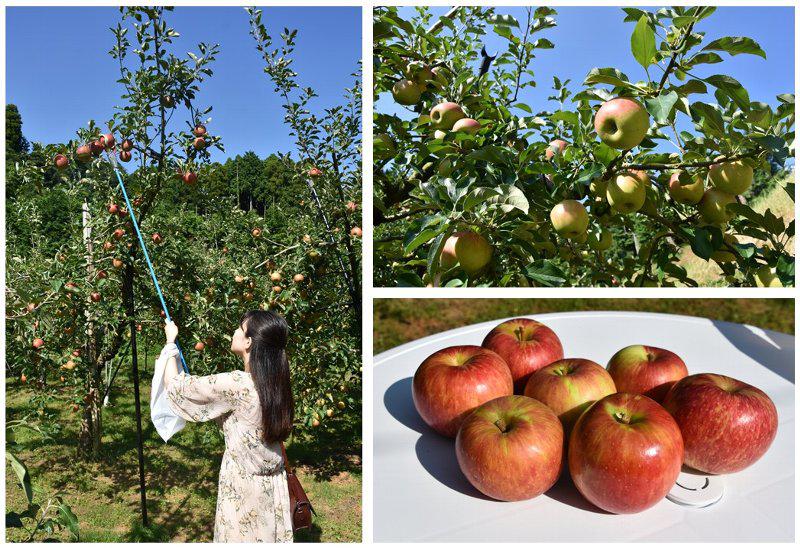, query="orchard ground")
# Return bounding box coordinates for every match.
[5,348,361,543]
[373,298,794,353]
